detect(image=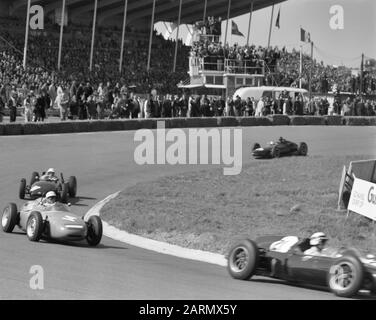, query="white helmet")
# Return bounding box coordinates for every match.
[47,168,55,174]
[309,232,328,246]
[45,191,56,198]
